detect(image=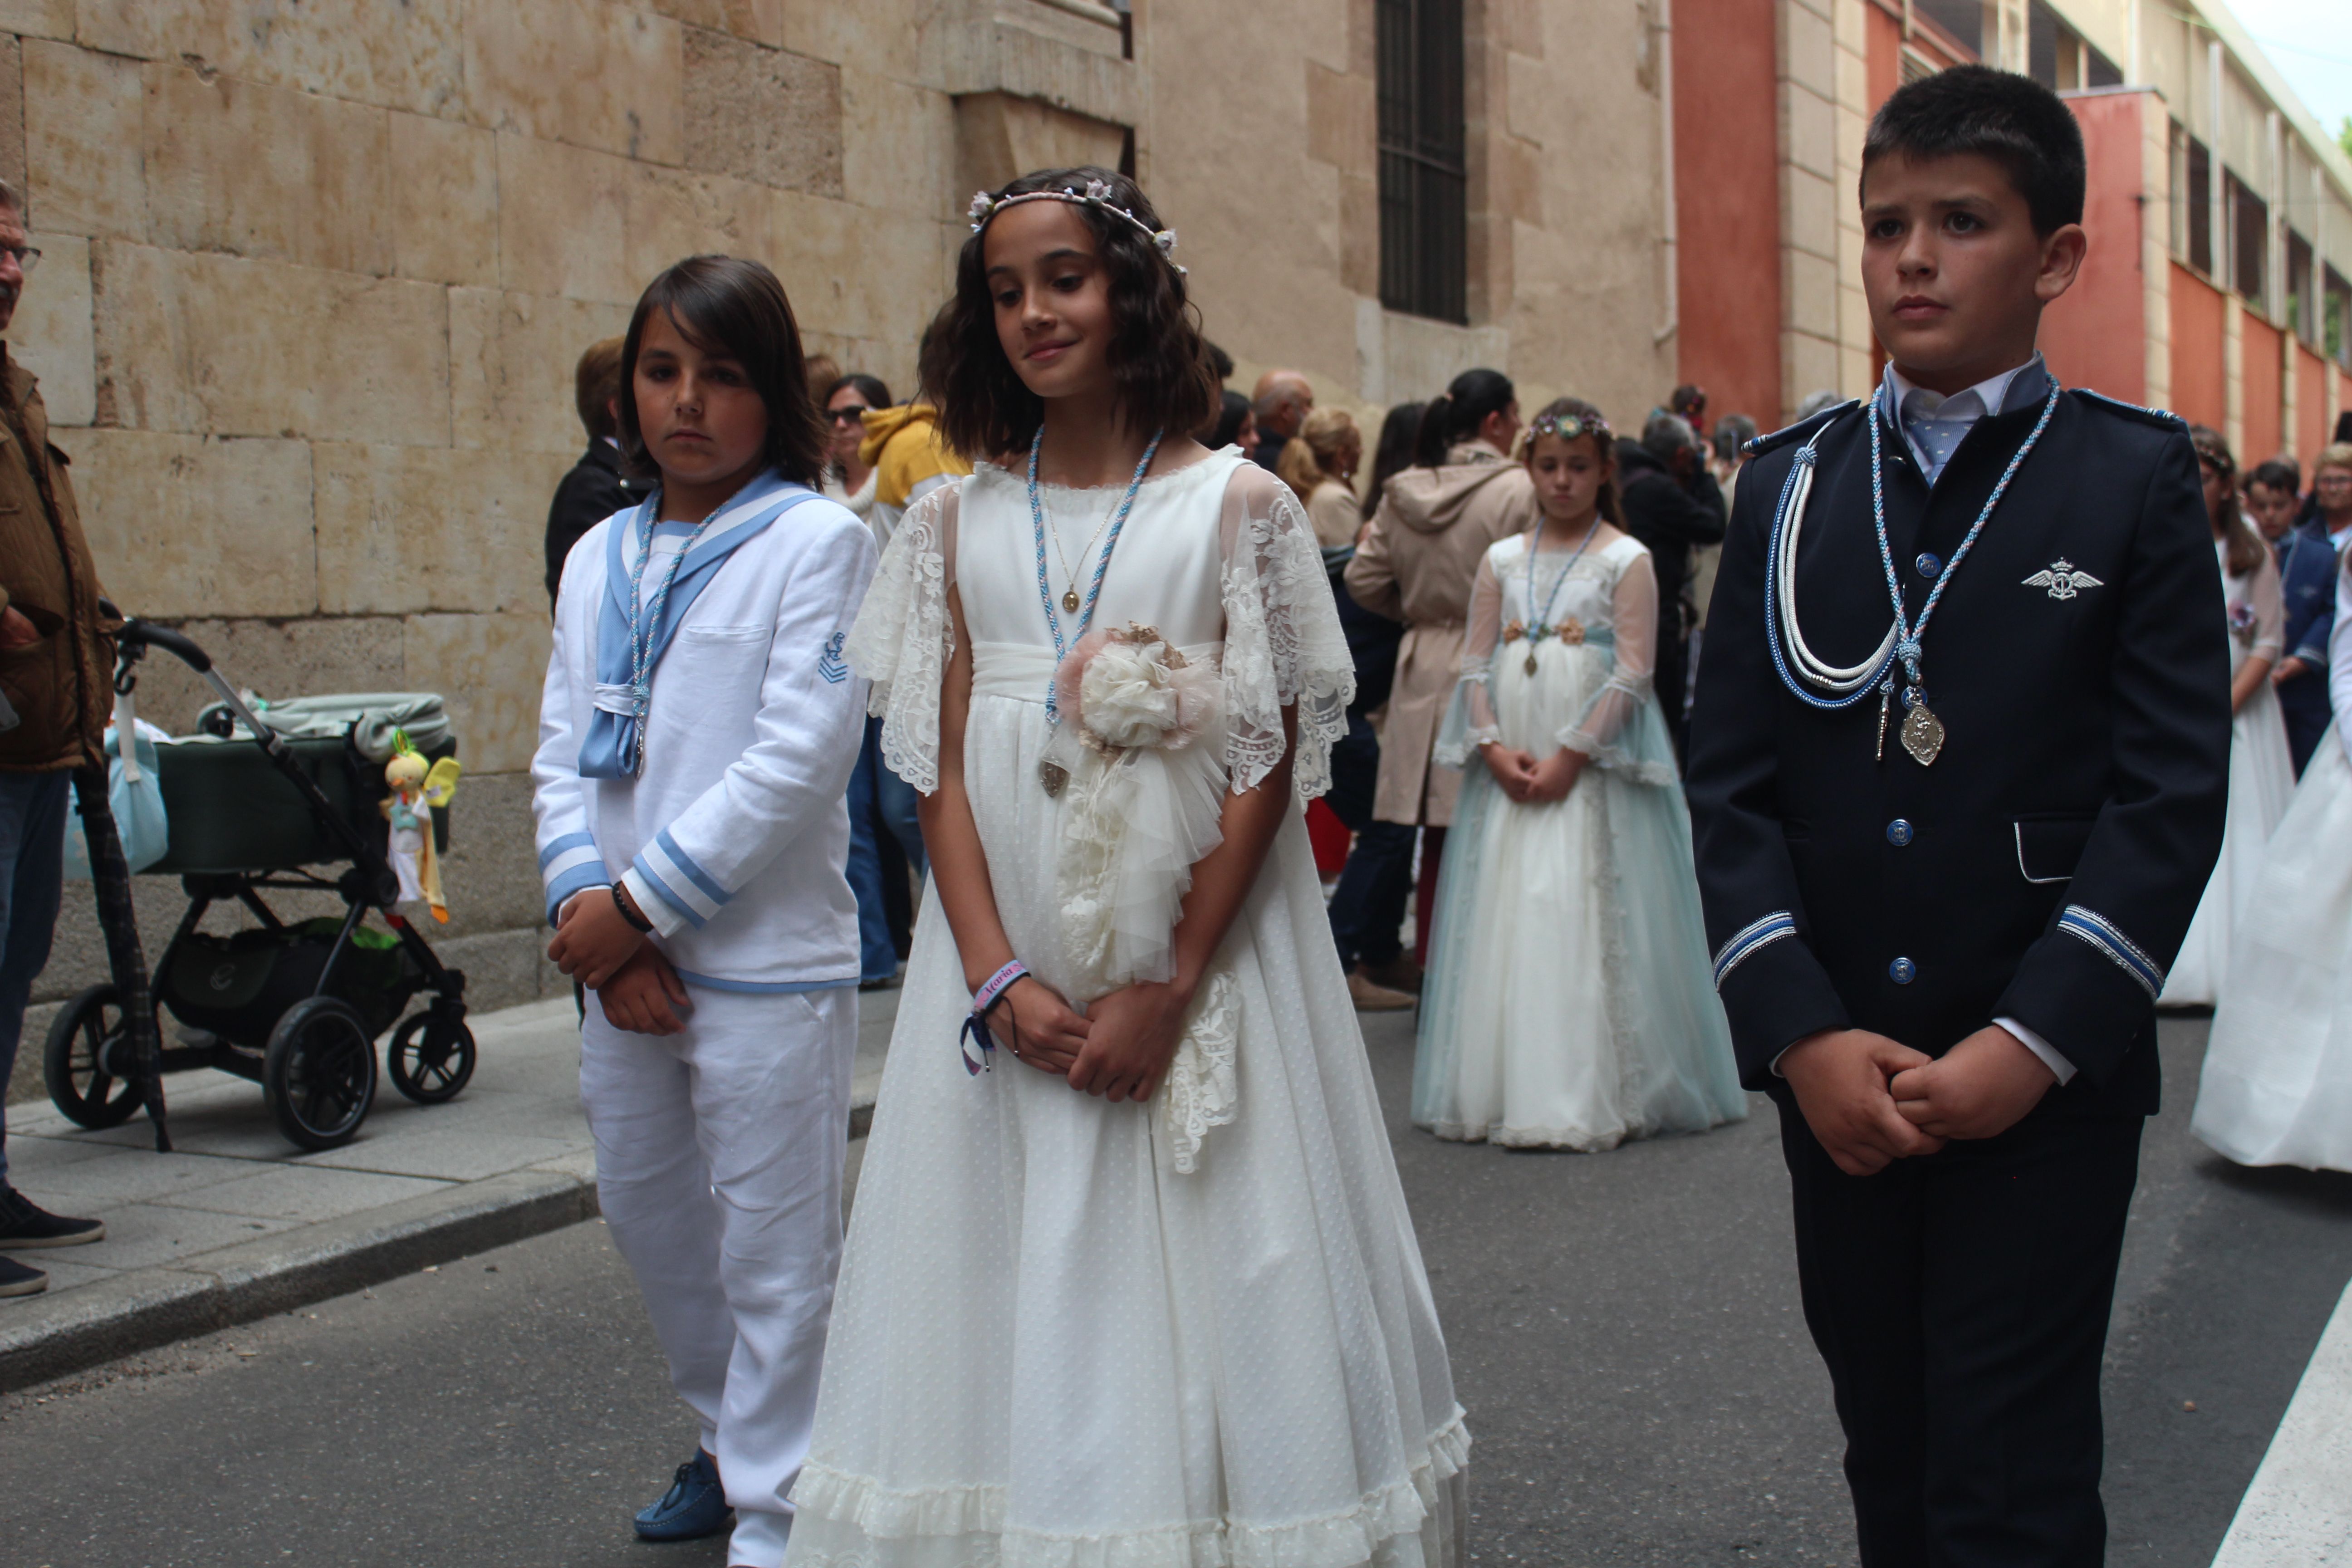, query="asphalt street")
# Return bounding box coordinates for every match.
[4,1011,2349,1567]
